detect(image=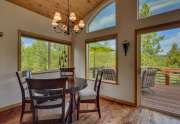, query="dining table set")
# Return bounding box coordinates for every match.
[16,67,104,124]
[16,68,88,124]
